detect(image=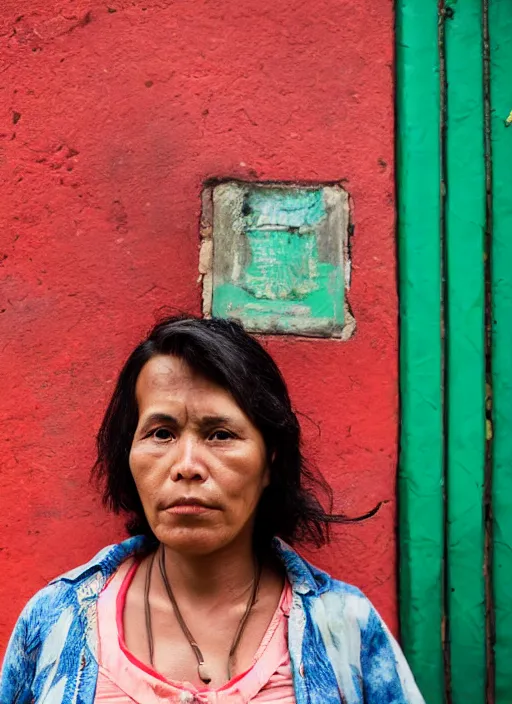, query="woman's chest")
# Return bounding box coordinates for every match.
[123,595,283,688]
